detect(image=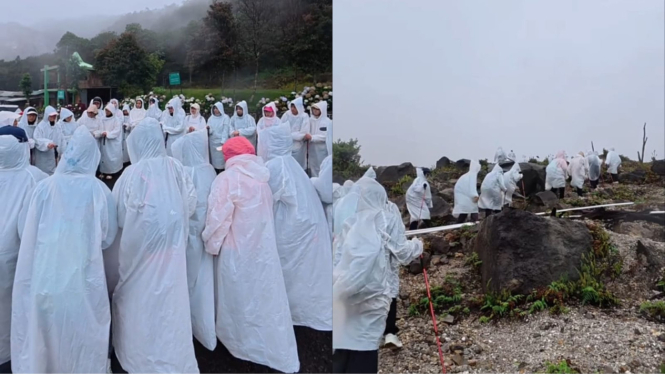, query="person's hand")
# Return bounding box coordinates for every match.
[188,126,196,133]
[102,132,107,137]
[233,131,240,137]
[304,133,312,141]
[206,125,210,130]
[473,196,479,203]
[47,143,56,150]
